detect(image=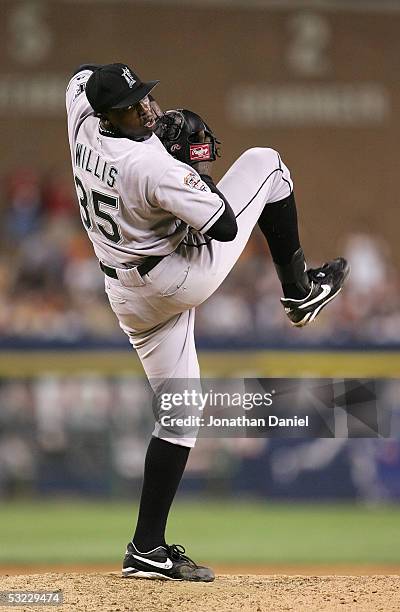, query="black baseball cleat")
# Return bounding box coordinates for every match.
[281,257,350,327]
[122,542,215,582]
